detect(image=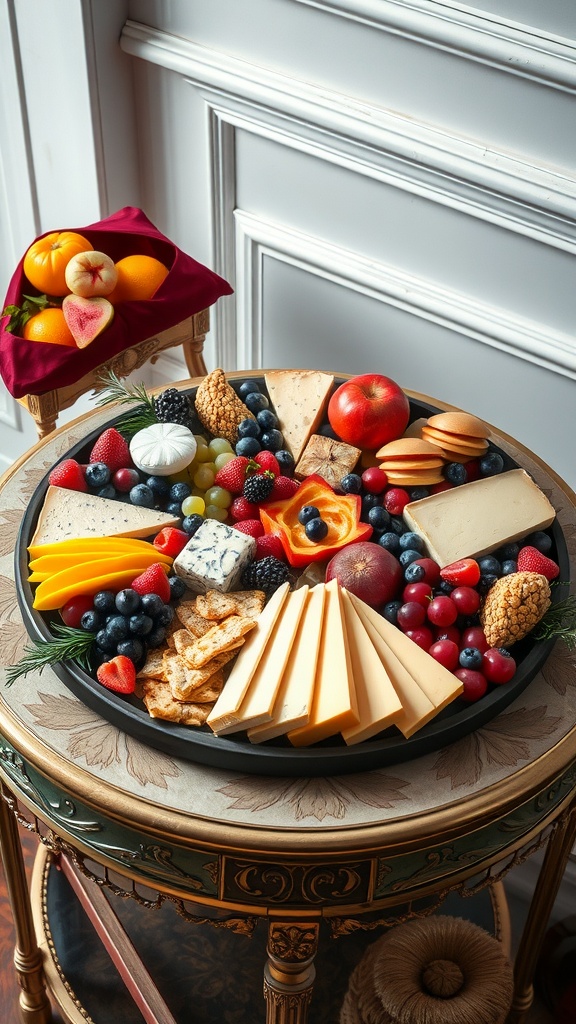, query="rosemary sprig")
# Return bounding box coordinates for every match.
[533,595,576,651]
[93,369,158,435]
[6,625,95,686]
